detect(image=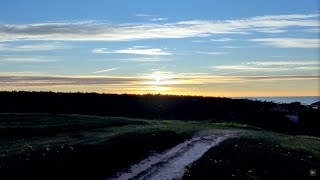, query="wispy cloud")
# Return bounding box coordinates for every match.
[92,48,110,54]
[0,73,319,88]
[93,68,118,74]
[150,18,168,21]
[196,51,228,55]
[212,65,288,71]
[246,61,319,66]
[0,13,318,42]
[250,38,319,48]
[135,14,154,17]
[191,40,209,43]
[211,61,320,72]
[135,13,168,21]
[0,56,57,62]
[250,14,319,20]
[193,38,234,43]
[307,28,320,33]
[210,38,234,42]
[236,75,320,81]
[116,48,171,55]
[92,47,172,56]
[0,42,65,51]
[0,75,141,86]
[0,71,42,76]
[118,57,172,62]
[253,28,287,33]
[220,46,242,49]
